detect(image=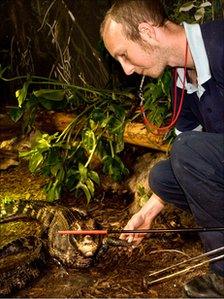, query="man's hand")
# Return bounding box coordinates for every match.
[120,193,165,245]
[120,211,153,245]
